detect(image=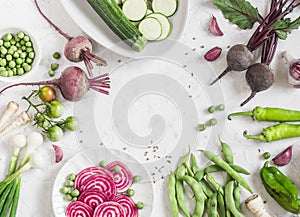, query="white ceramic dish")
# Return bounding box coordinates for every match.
[59,0,189,58]
[52,147,154,217]
[0,27,40,82]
